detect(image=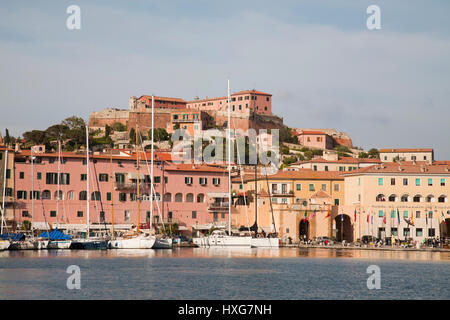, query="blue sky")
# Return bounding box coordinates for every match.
[1,1,449,158]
